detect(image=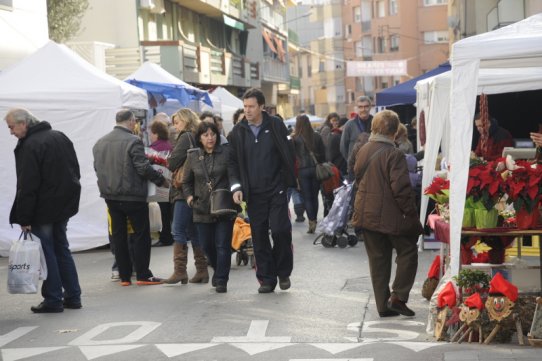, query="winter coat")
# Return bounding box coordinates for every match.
[150,139,173,153]
[93,126,165,202]
[351,135,423,237]
[228,112,296,202]
[347,132,370,181]
[340,114,373,161]
[292,132,326,170]
[182,145,232,223]
[327,128,347,175]
[167,130,196,202]
[10,121,81,226]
